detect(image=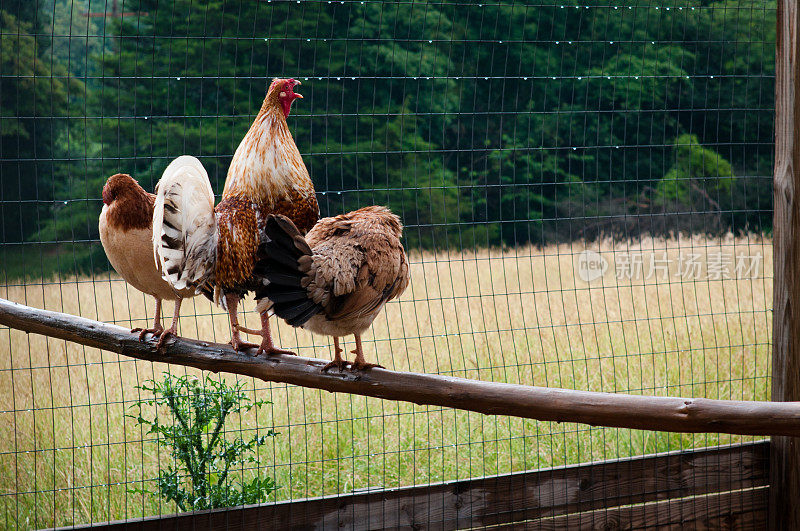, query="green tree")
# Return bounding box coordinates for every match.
[19,0,777,275]
[644,134,736,234]
[0,7,81,244]
[316,104,468,249]
[657,134,734,204]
